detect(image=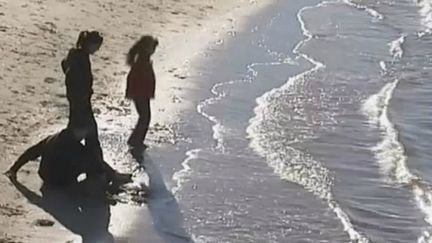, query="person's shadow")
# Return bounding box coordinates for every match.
[9,177,113,243]
[130,148,193,242]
